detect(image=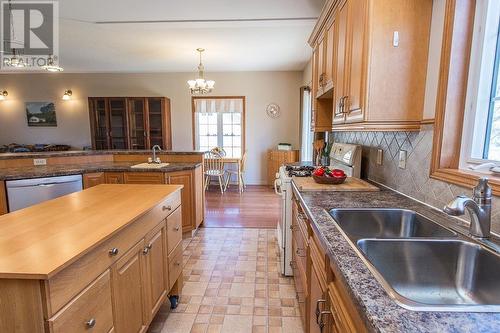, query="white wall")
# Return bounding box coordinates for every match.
[0,71,302,184]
